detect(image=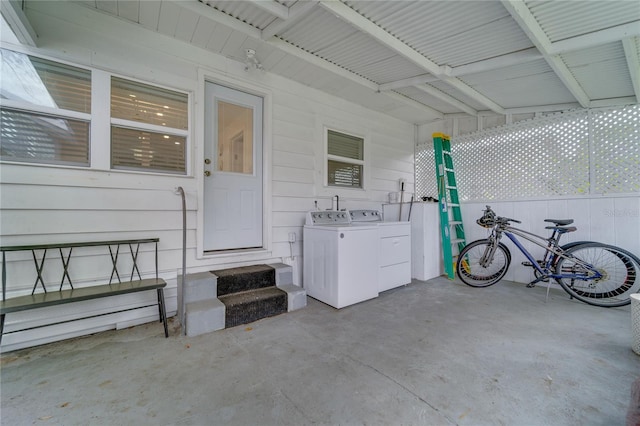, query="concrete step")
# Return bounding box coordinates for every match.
[269,263,307,312]
[213,264,275,297]
[219,286,287,328]
[183,272,218,304]
[184,299,225,337]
